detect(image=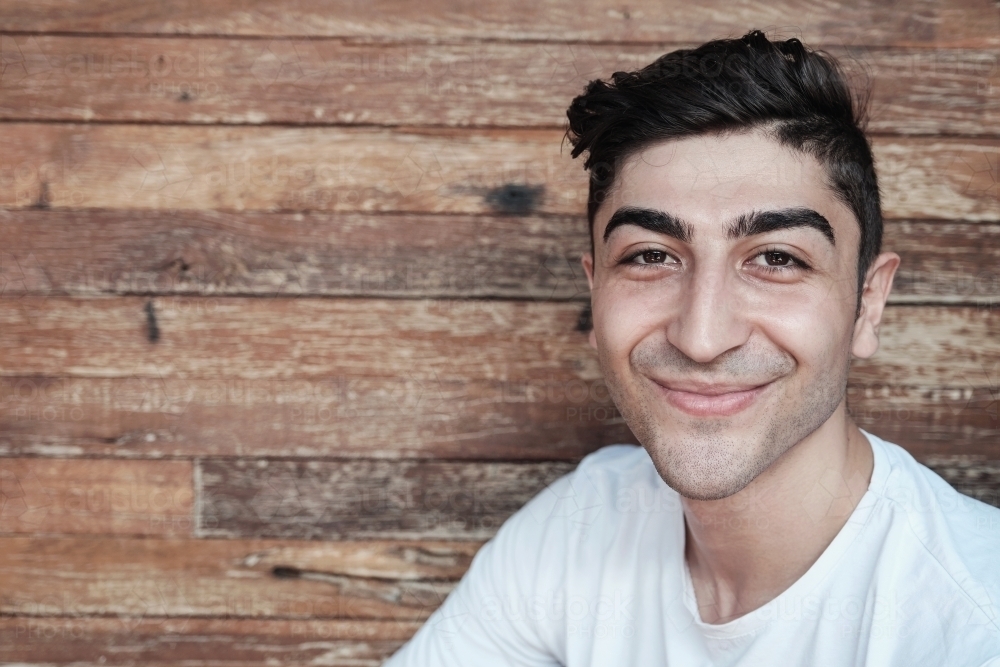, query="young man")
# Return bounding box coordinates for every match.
[383,31,1000,666]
